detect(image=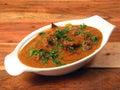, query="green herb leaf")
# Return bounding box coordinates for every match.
[82,41,86,47]
[41,51,49,60]
[39,32,46,38]
[87,33,92,37]
[29,48,43,57]
[55,29,63,39]
[29,49,36,57]
[81,42,87,52]
[87,33,98,42]
[55,28,69,39]
[64,36,73,41]
[52,59,64,66]
[69,46,75,52]
[29,48,61,65]
[63,28,69,34]
[90,36,98,42]
[75,30,84,36]
[49,50,58,60]
[80,23,86,29]
[39,31,45,35]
